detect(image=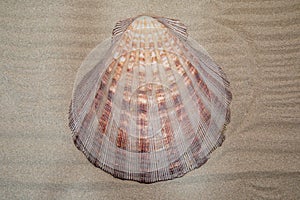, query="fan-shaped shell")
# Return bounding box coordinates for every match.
[69,15,232,183]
